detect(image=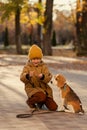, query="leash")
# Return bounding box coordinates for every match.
[16,109,85,118]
